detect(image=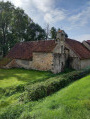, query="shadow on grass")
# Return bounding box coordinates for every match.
[0,68,73,82]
